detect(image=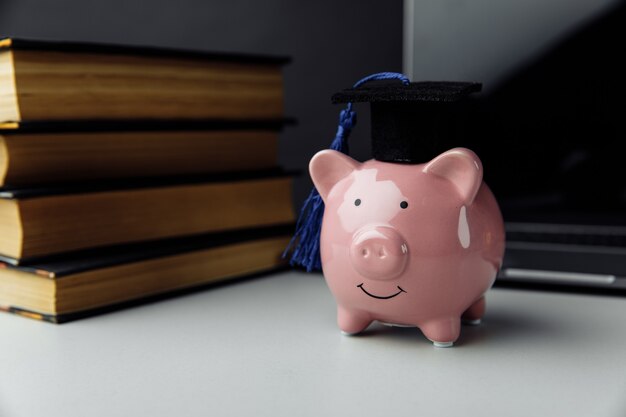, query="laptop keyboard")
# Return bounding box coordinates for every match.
[506,223,626,248]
